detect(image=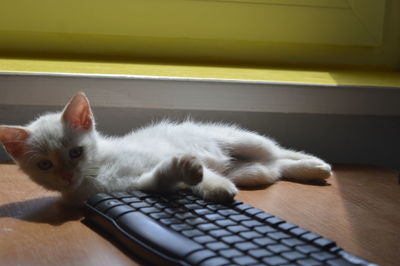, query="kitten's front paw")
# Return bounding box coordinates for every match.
[175,155,203,186]
[196,179,238,203]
